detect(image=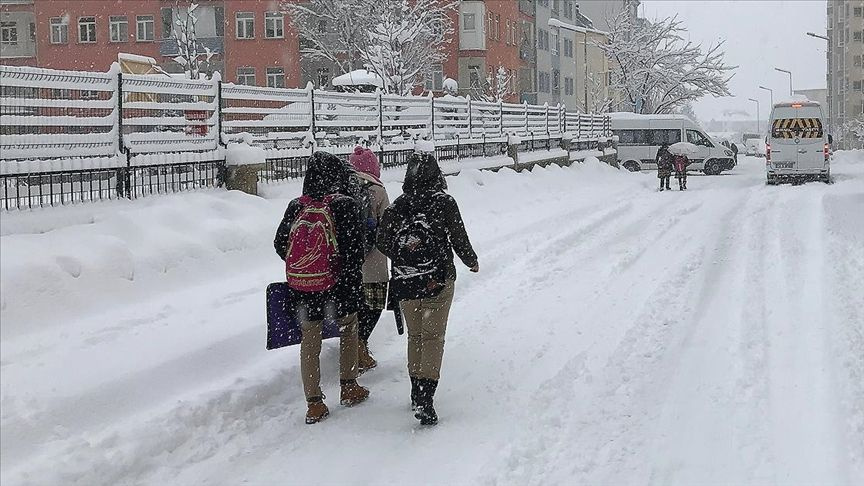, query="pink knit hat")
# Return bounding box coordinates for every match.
[349,146,381,181]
